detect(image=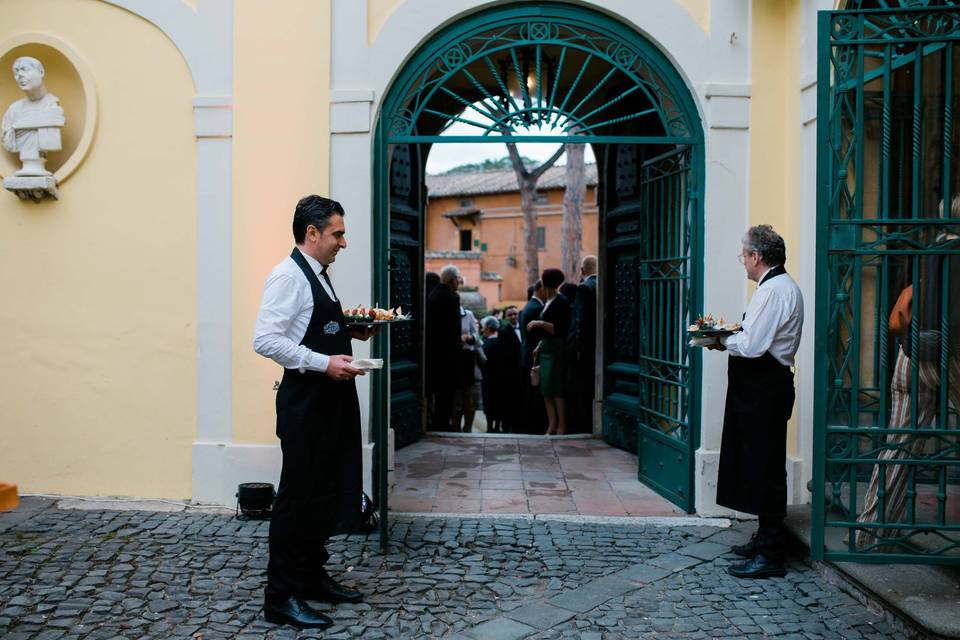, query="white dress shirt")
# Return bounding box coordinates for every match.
[253,248,339,373]
[722,268,804,366]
